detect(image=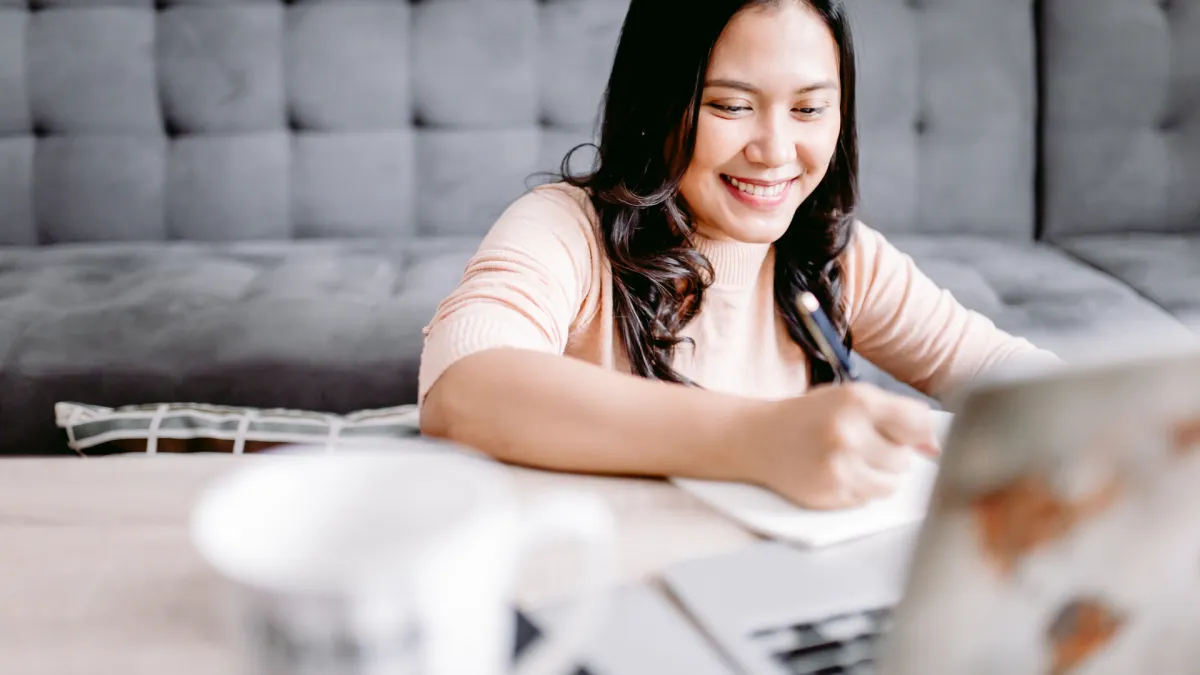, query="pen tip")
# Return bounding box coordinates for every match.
[798,292,820,312]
